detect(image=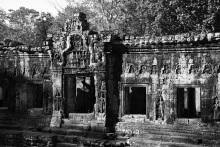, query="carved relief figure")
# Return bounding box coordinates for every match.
[53,52,63,66]
[72,34,83,50]
[32,67,37,78]
[176,65,182,74]
[100,81,106,113]
[151,65,157,74]
[162,65,169,74]
[96,51,102,62]
[203,64,212,74]
[189,65,195,74]
[54,86,61,97]
[213,96,220,120]
[46,91,52,112]
[156,96,164,120]
[139,65,147,74]
[129,64,135,73]
[163,77,168,84]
